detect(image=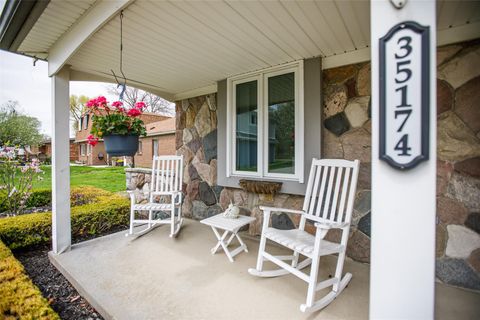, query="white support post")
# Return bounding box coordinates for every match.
[370,1,436,319]
[51,66,71,254]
